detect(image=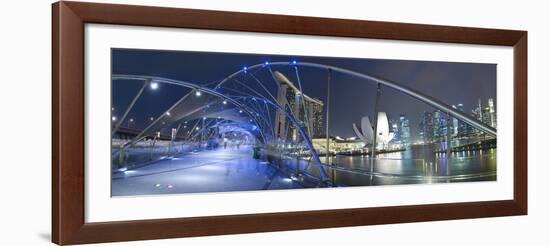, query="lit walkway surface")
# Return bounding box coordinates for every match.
[112,145,496,196]
[110,56,498,196]
[112,147,303,196]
